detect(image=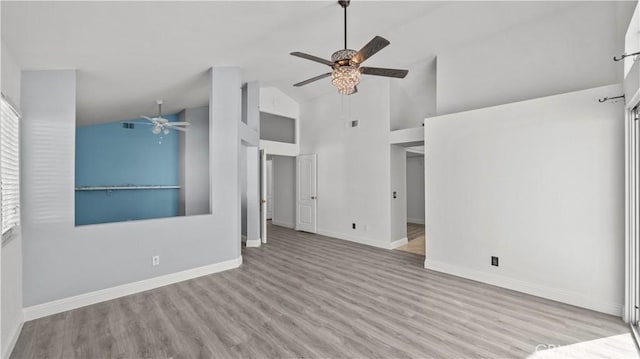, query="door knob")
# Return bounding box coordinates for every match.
[261,199,266,204]
[311,196,317,200]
